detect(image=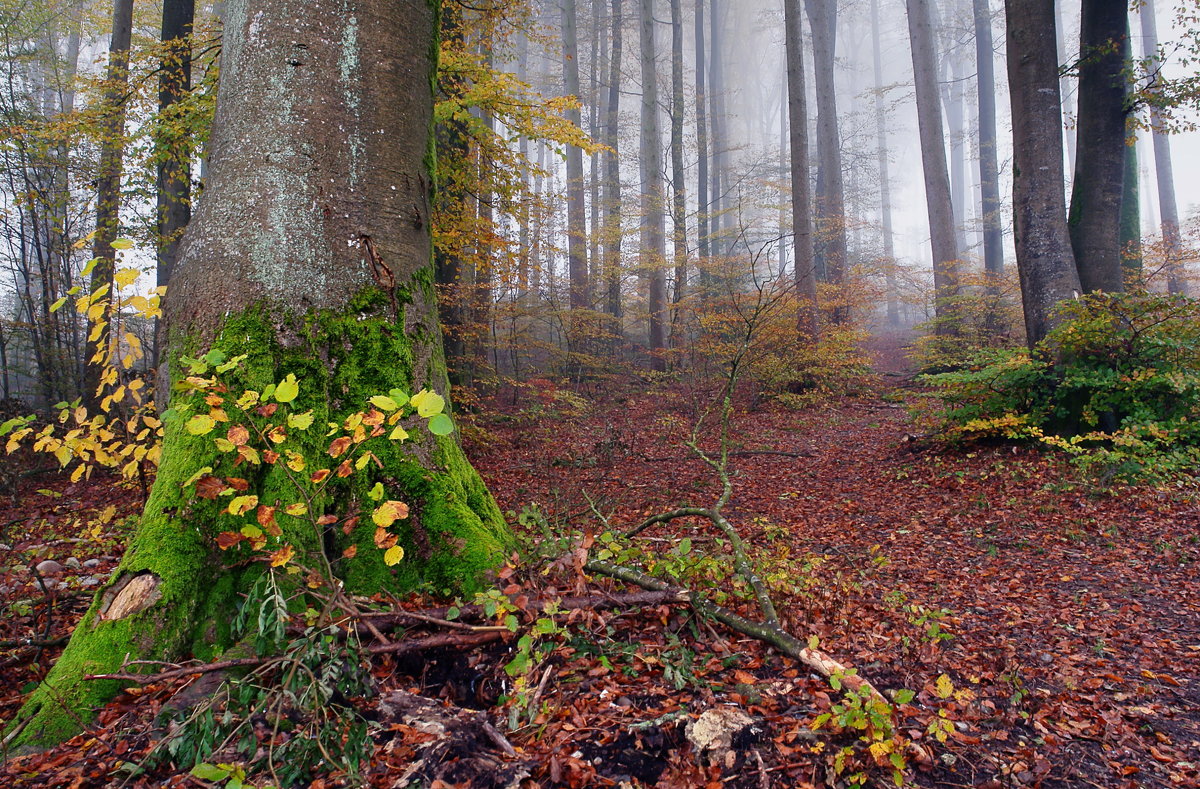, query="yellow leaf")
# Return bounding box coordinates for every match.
[186,414,216,435]
[369,395,398,412]
[275,373,300,403]
[113,267,140,289]
[372,500,409,528]
[269,544,295,567]
[368,482,384,501]
[383,545,405,566]
[287,410,314,430]
[410,389,445,417]
[228,495,259,516]
[934,674,954,700]
[388,425,409,441]
[285,502,308,516]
